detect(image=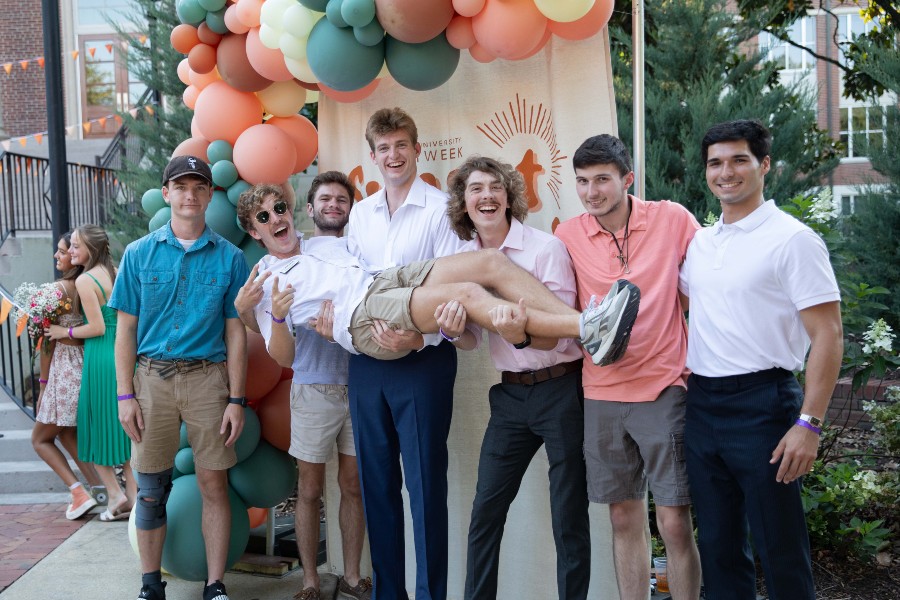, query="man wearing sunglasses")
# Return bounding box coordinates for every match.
[235,173,372,600]
[111,155,249,600]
